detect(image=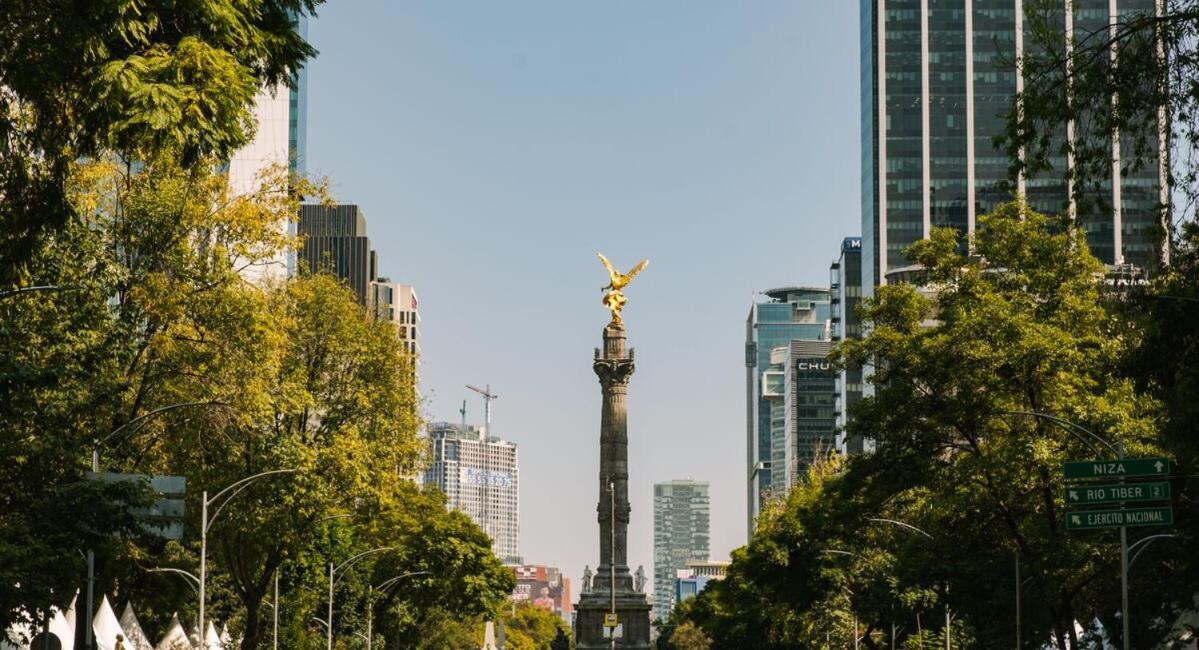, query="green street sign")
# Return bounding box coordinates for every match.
[1066,507,1173,531]
[1064,481,1171,506]
[1062,457,1169,480]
